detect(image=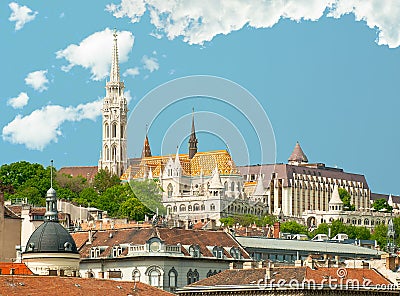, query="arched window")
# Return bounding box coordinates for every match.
[224,181,228,191]
[210,204,215,211]
[180,204,186,212]
[187,269,199,285]
[168,267,178,290]
[188,205,193,211]
[201,204,205,211]
[173,206,177,212]
[149,269,160,287]
[86,270,94,278]
[194,203,200,211]
[231,182,235,191]
[105,123,109,138]
[112,146,117,161]
[212,246,223,259]
[132,269,140,282]
[230,247,240,259]
[167,183,173,198]
[120,124,124,138]
[112,123,117,138]
[105,145,109,161]
[189,245,200,258]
